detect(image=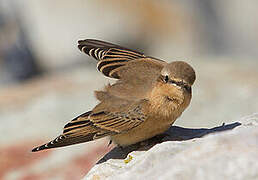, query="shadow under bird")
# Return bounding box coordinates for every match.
[32,39,196,152]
